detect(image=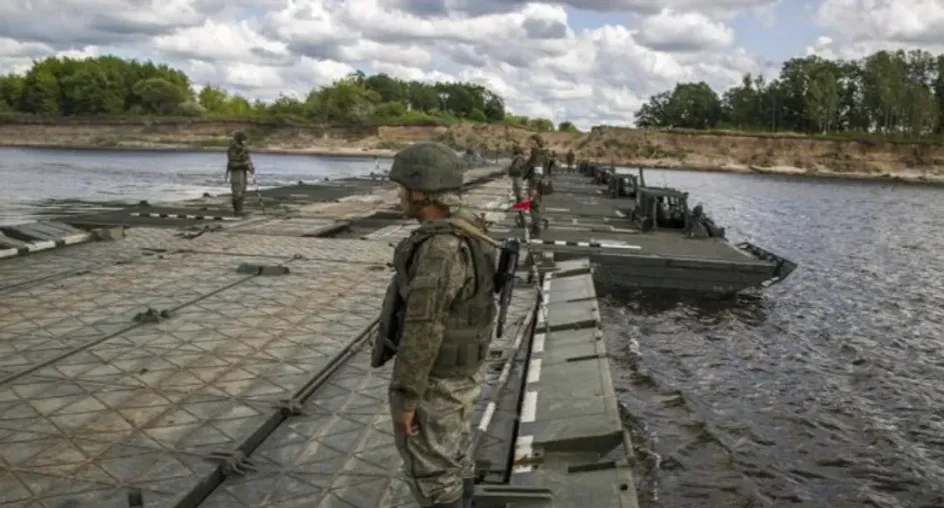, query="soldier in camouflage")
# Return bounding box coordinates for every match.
[546,150,559,177]
[524,135,550,236]
[225,130,255,214]
[525,134,547,173]
[566,148,576,170]
[372,142,498,508]
[507,144,526,202]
